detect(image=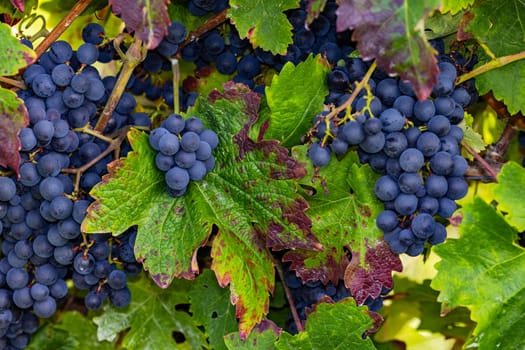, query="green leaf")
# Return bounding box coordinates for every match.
[275,299,377,349]
[109,0,170,50]
[493,161,525,231]
[224,320,280,350]
[459,112,486,160]
[93,274,206,350]
[190,269,237,350]
[227,0,299,55]
[305,0,328,24]
[431,195,525,349]
[83,83,320,338]
[265,54,331,148]
[441,0,474,14]
[424,11,464,40]
[28,311,115,350]
[0,22,35,76]
[0,88,29,175]
[466,0,525,114]
[336,0,441,100]
[168,1,211,33]
[284,149,401,304]
[376,277,474,343]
